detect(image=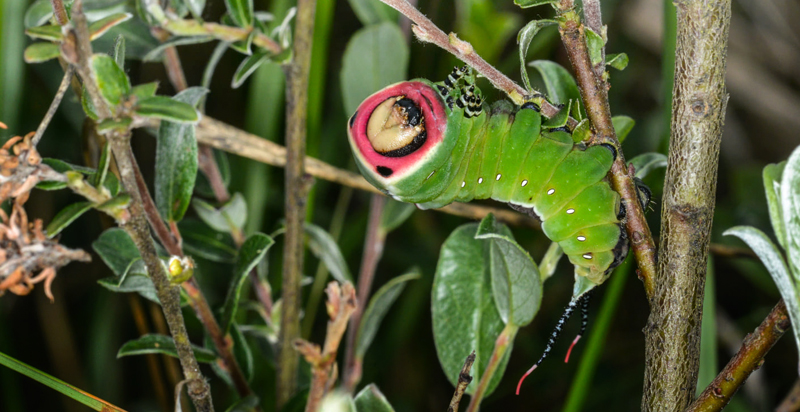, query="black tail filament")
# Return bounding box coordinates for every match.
[515,292,592,395]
